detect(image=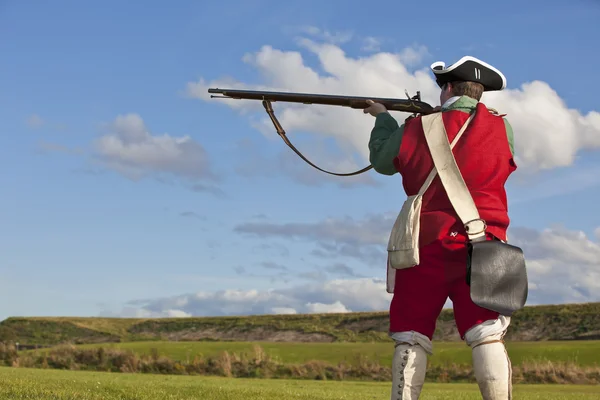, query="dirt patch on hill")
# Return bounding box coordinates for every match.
[338,317,388,333]
[136,327,336,342]
[337,317,464,341]
[432,320,462,341]
[572,330,600,340]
